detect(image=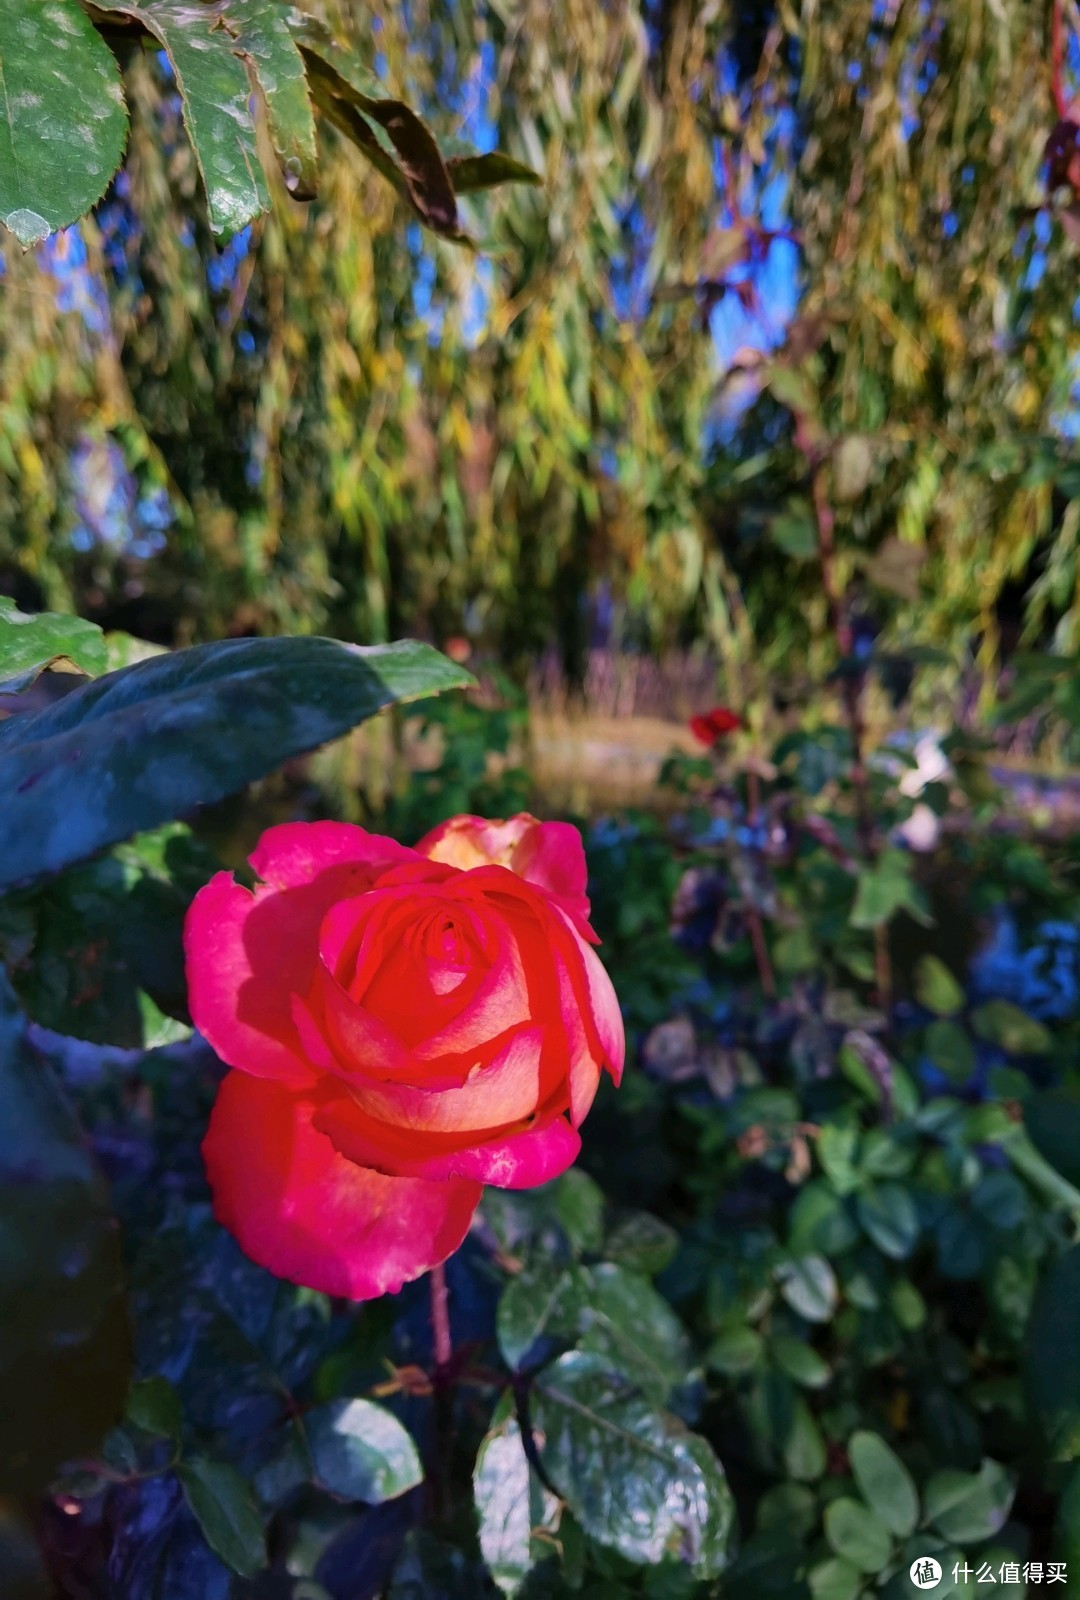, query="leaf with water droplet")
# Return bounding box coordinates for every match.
[530,1352,735,1577]
[92,0,269,238]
